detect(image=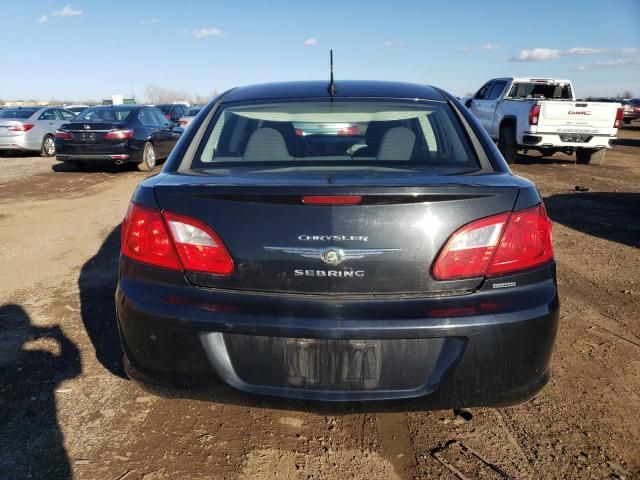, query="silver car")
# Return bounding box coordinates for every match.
[0,106,77,156]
